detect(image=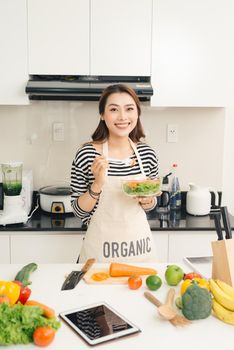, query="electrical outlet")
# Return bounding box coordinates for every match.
[167,124,178,143]
[53,122,64,141]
